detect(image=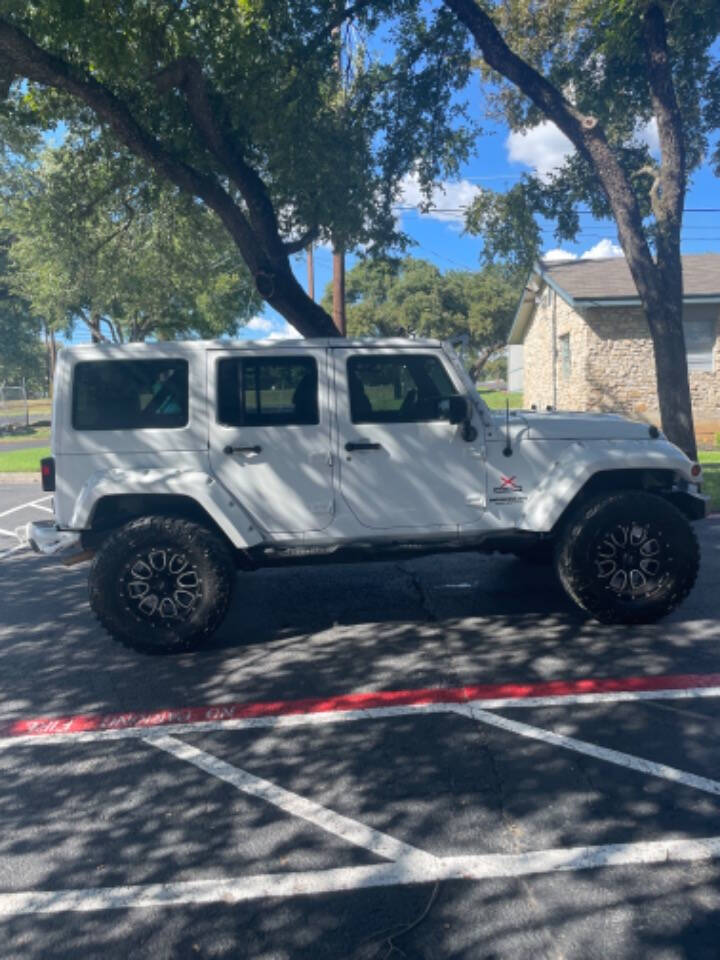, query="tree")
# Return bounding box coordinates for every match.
[2,137,263,342]
[0,1,474,338]
[440,0,720,458]
[0,238,45,392]
[323,256,519,375]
